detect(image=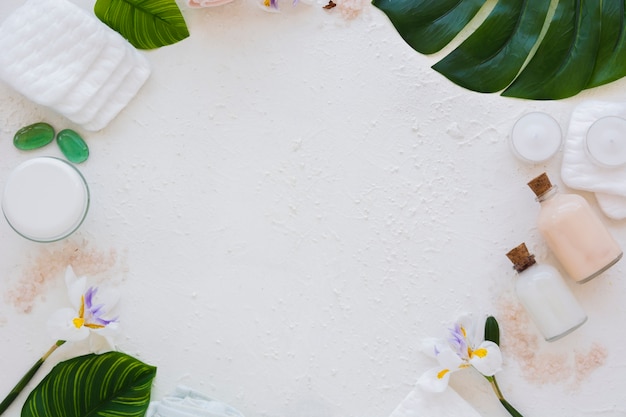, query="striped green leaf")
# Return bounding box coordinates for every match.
[94,0,189,50]
[373,0,626,100]
[21,352,157,417]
